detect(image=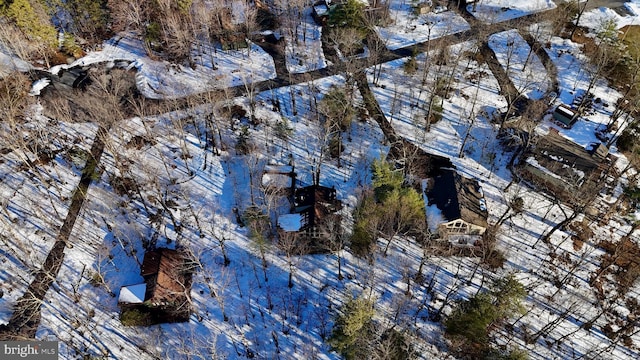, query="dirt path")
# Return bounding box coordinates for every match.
[354,72,454,177]
[0,126,109,340]
[518,30,561,96]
